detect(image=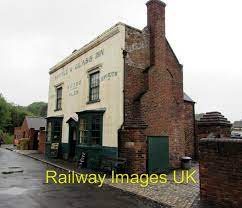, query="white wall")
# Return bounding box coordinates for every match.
[47,24,125,147]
